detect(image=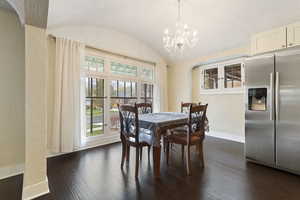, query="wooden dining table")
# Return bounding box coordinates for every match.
[139,112,189,178]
